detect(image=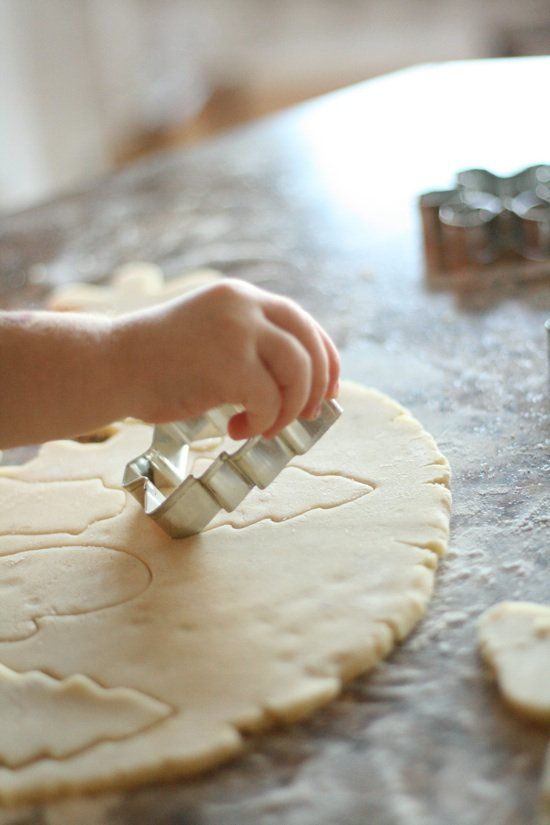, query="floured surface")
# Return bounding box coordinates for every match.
[0,382,450,804]
[479,602,550,725]
[540,745,550,825]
